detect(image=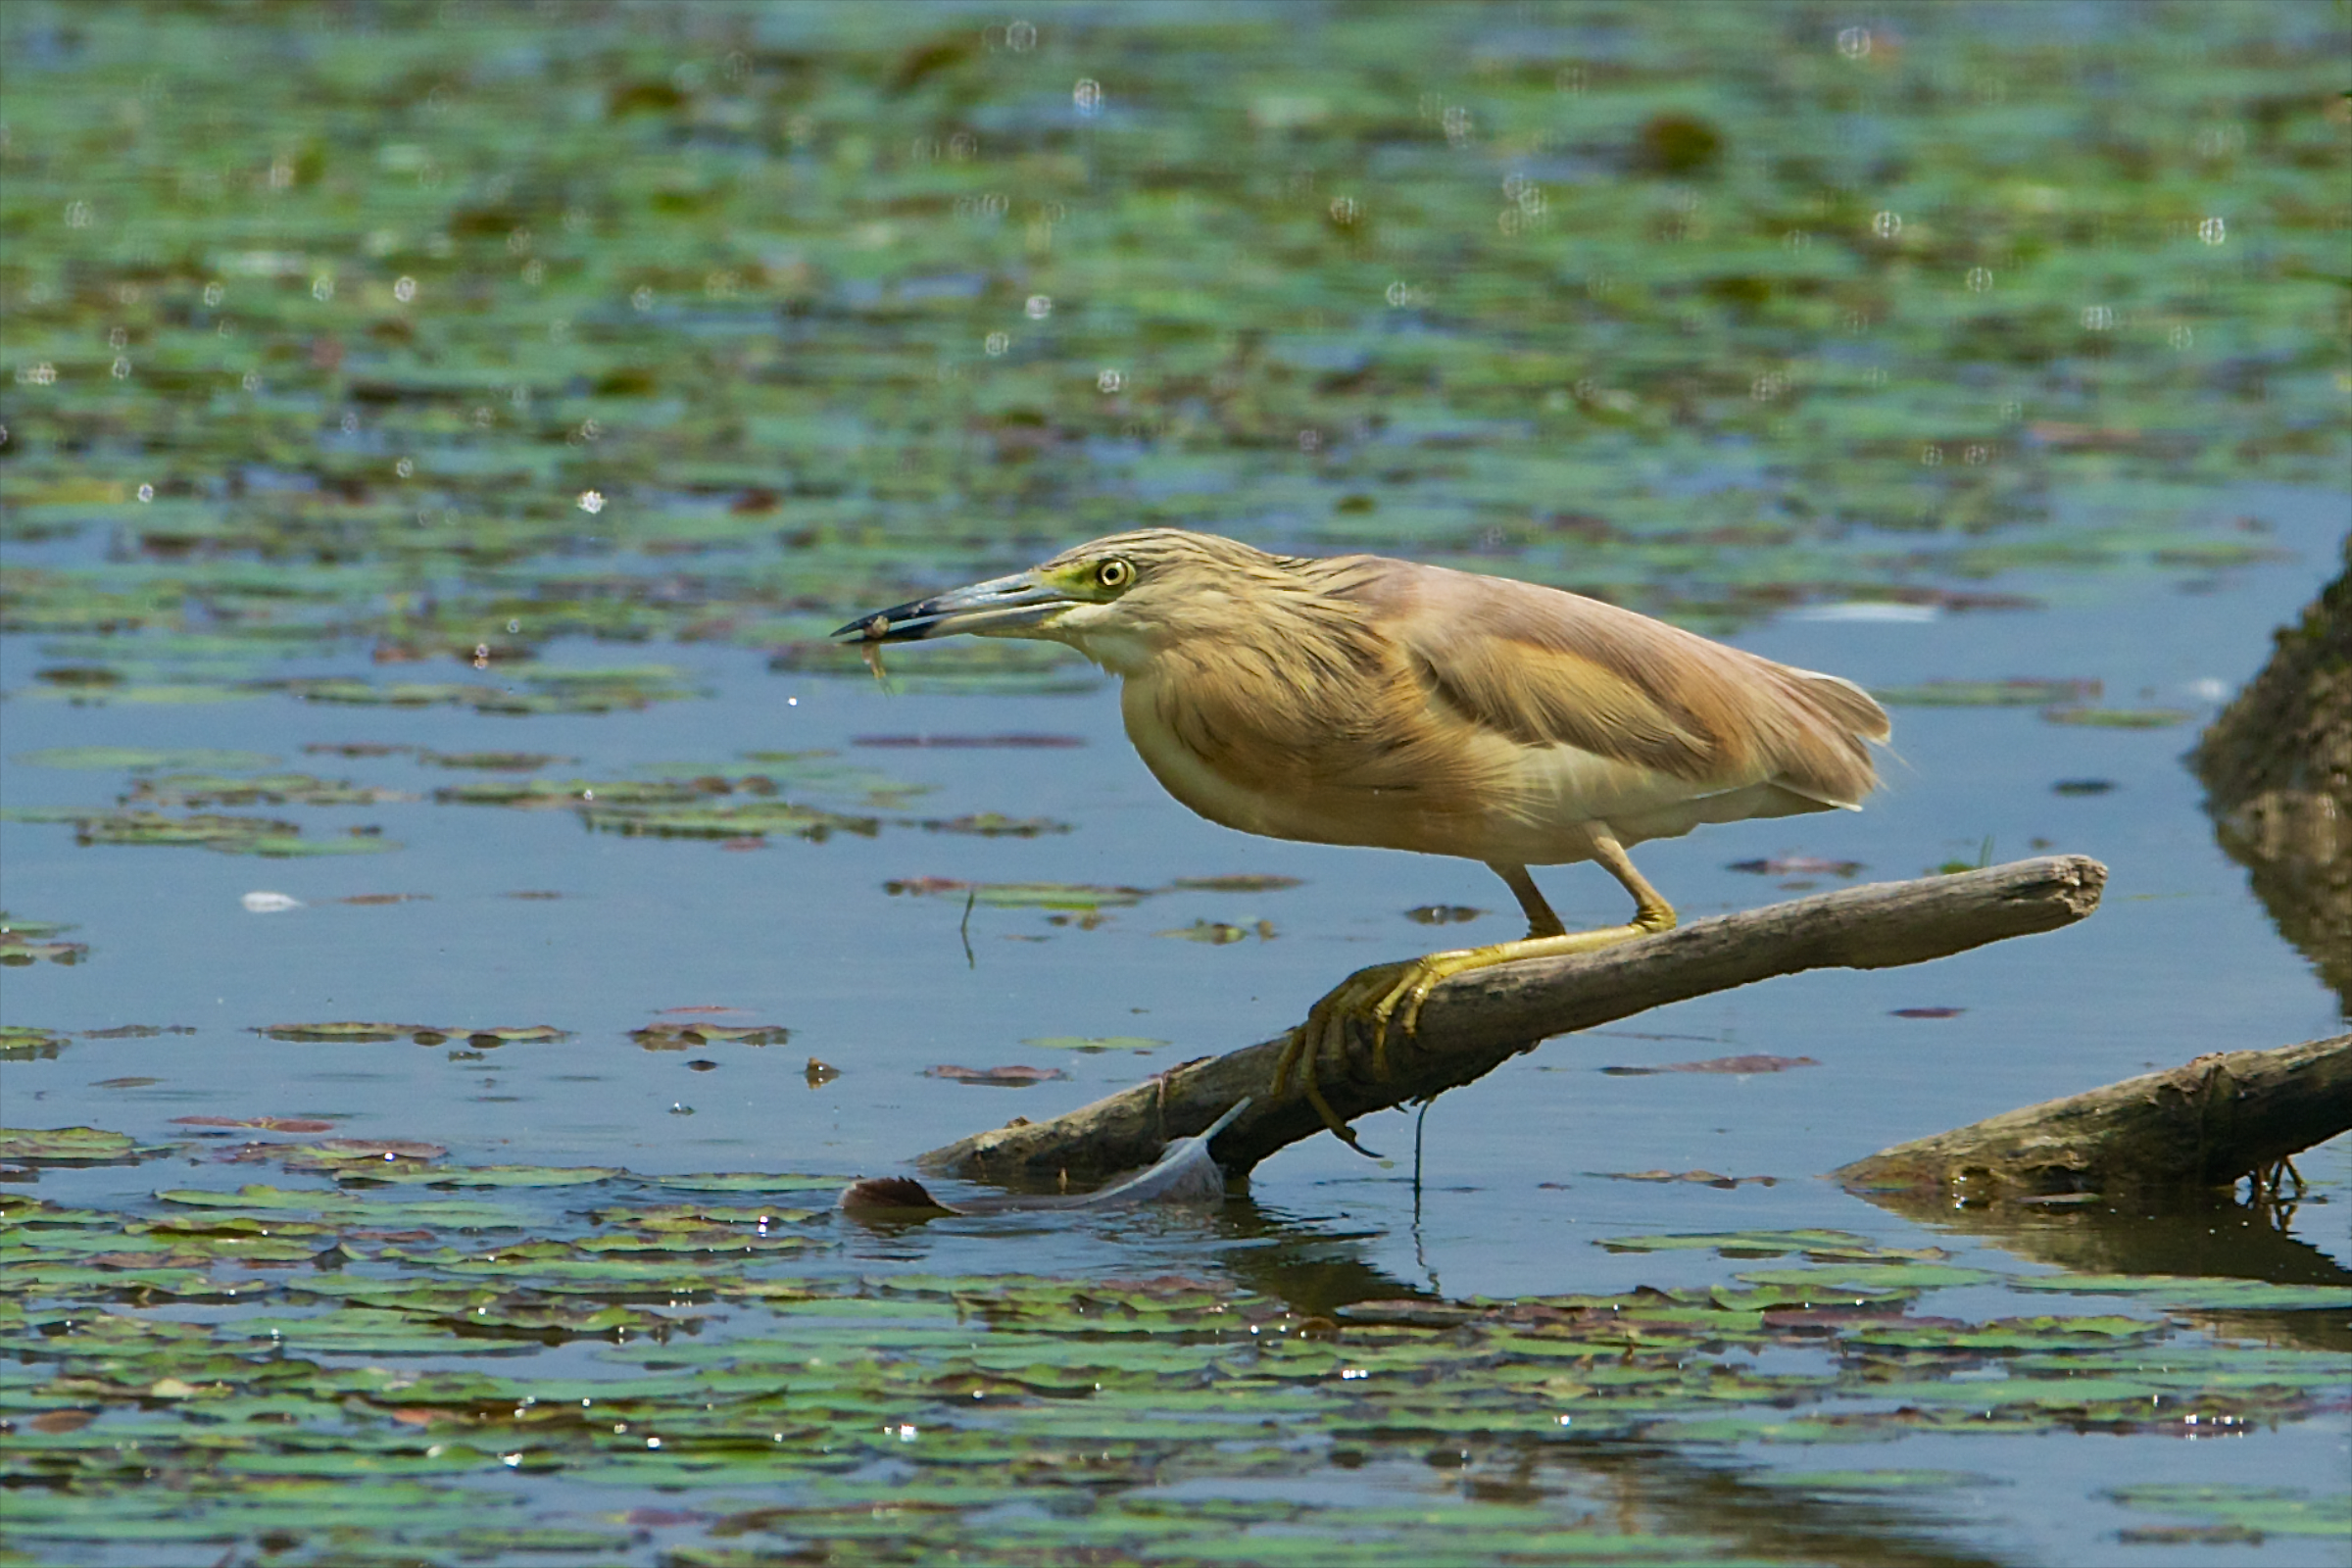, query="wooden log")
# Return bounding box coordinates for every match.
[1834,1032,2352,1200]
[917,854,2107,1181]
